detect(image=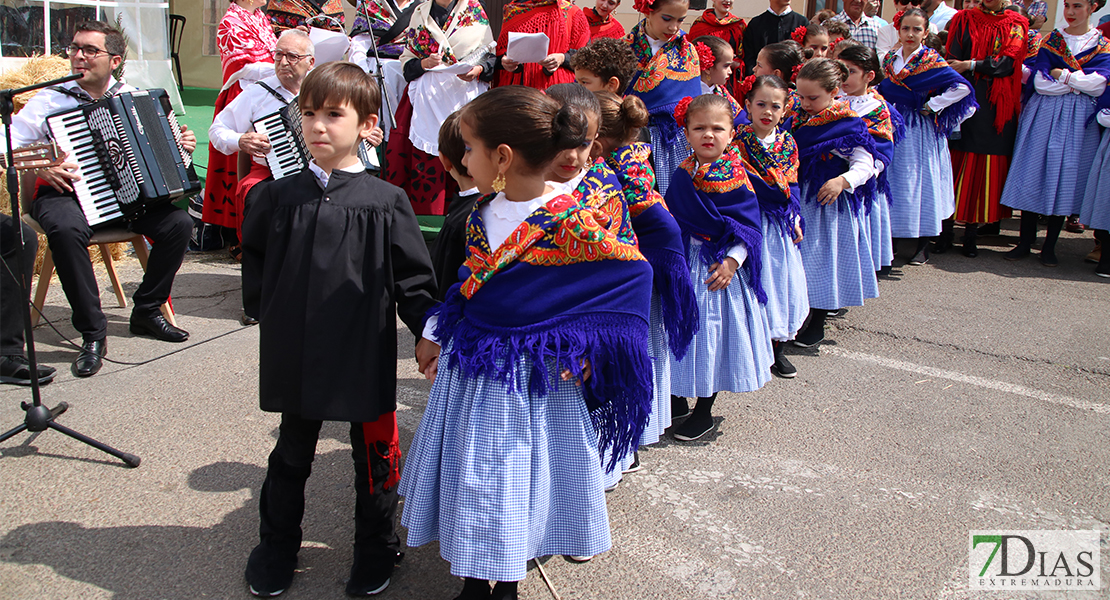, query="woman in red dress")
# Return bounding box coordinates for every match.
[495,0,590,90]
[201,0,277,254]
[585,0,627,40]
